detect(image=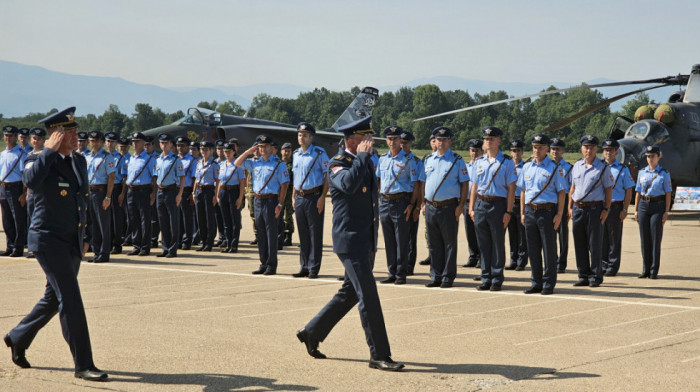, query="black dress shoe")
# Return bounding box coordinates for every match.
[202,245,212,252]
[229,248,238,253]
[4,334,30,368]
[524,287,542,294]
[406,271,414,276]
[380,277,396,284]
[490,284,502,292]
[589,281,601,287]
[638,273,650,279]
[263,270,276,275]
[472,276,482,281]
[308,273,318,279]
[604,271,616,277]
[505,265,516,270]
[26,252,35,259]
[558,268,566,273]
[127,249,140,256]
[463,261,477,268]
[337,276,345,281]
[196,245,206,252]
[138,250,150,256]
[93,258,109,263]
[395,278,406,285]
[292,271,310,278]
[296,328,326,359]
[440,282,453,288]
[541,288,554,295]
[252,269,266,275]
[182,243,191,250]
[74,366,108,381]
[215,240,223,247]
[573,280,589,287]
[221,248,230,253]
[515,266,525,271]
[369,357,404,371]
[650,274,658,279]
[476,283,491,291]
[425,281,441,288]
[9,250,23,257]
[1,249,12,256]
[165,253,176,258]
[419,258,431,265]
[156,252,168,258]
[110,248,121,255]
[250,238,258,245]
